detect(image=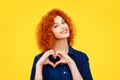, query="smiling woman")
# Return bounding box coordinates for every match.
[30,9,93,80]
[35,9,75,51]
